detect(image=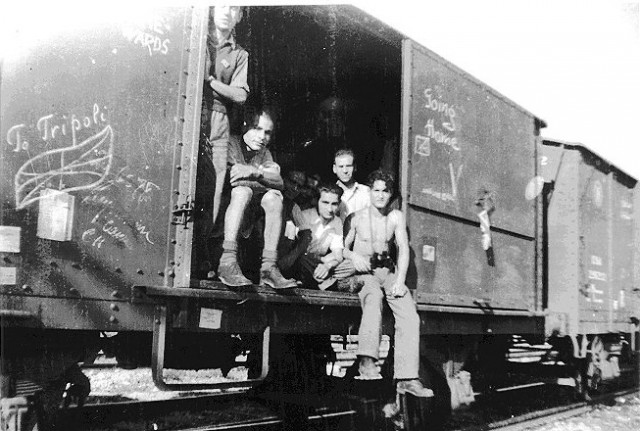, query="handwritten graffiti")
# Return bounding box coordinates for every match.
[424,119,460,151]
[82,212,154,249]
[7,104,108,153]
[14,125,114,209]
[135,221,154,245]
[415,86,464,206]
[122,17,171,56]
[423,88,457,132]
[420,162,464,204]
[80,166,161,209]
